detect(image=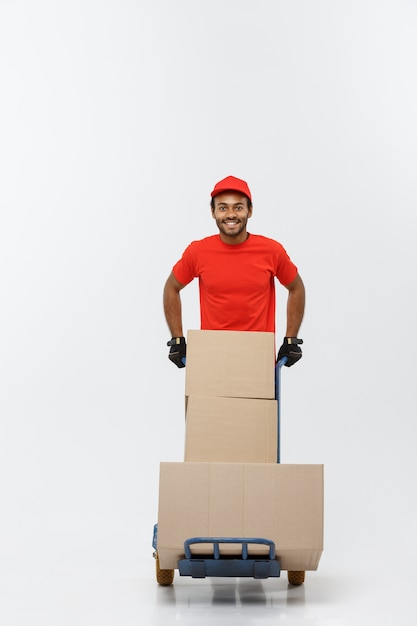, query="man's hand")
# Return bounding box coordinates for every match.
[277,337,303,367]
[167,337,186,368]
